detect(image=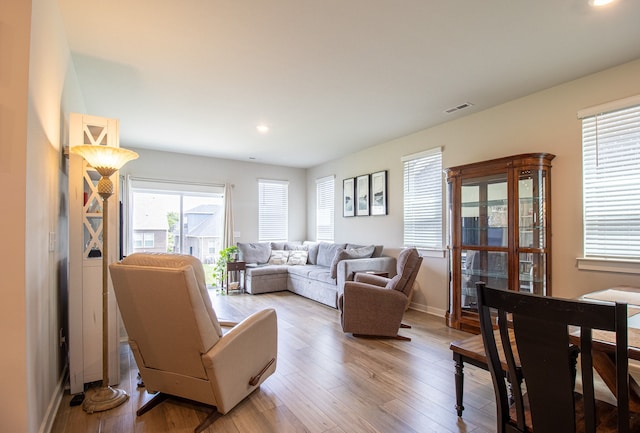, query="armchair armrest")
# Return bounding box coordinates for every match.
[353,272,390,287]
[336,256,397,299]
[201,308,277,414]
